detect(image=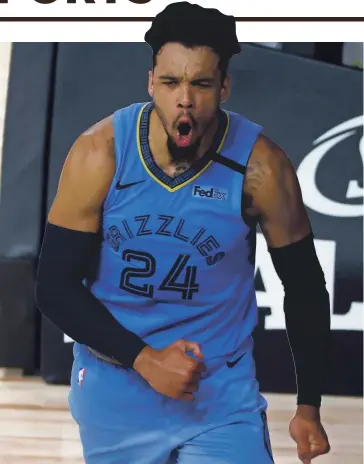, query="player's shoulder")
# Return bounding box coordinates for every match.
[76,102,146,154]
[225,108,262,132]
[224,110,289,172]
[67,102,146,172]
[69,115,115,173]
[58,114,116,185]
[81,114,114,145]
[114,101,148,120]
[243,134,297,204]
[250,133,293,175]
